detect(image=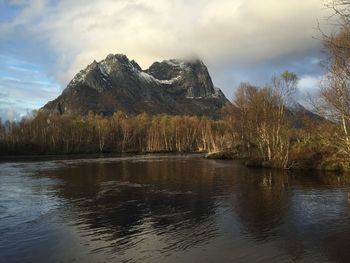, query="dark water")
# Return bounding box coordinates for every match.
[1,154,350,263]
